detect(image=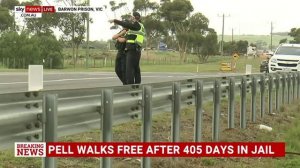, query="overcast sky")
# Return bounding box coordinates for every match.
[37,0,300,41]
